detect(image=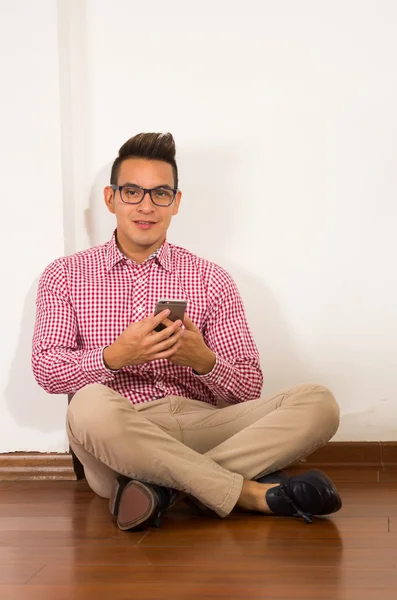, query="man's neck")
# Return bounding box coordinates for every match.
[115,232,165,265]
